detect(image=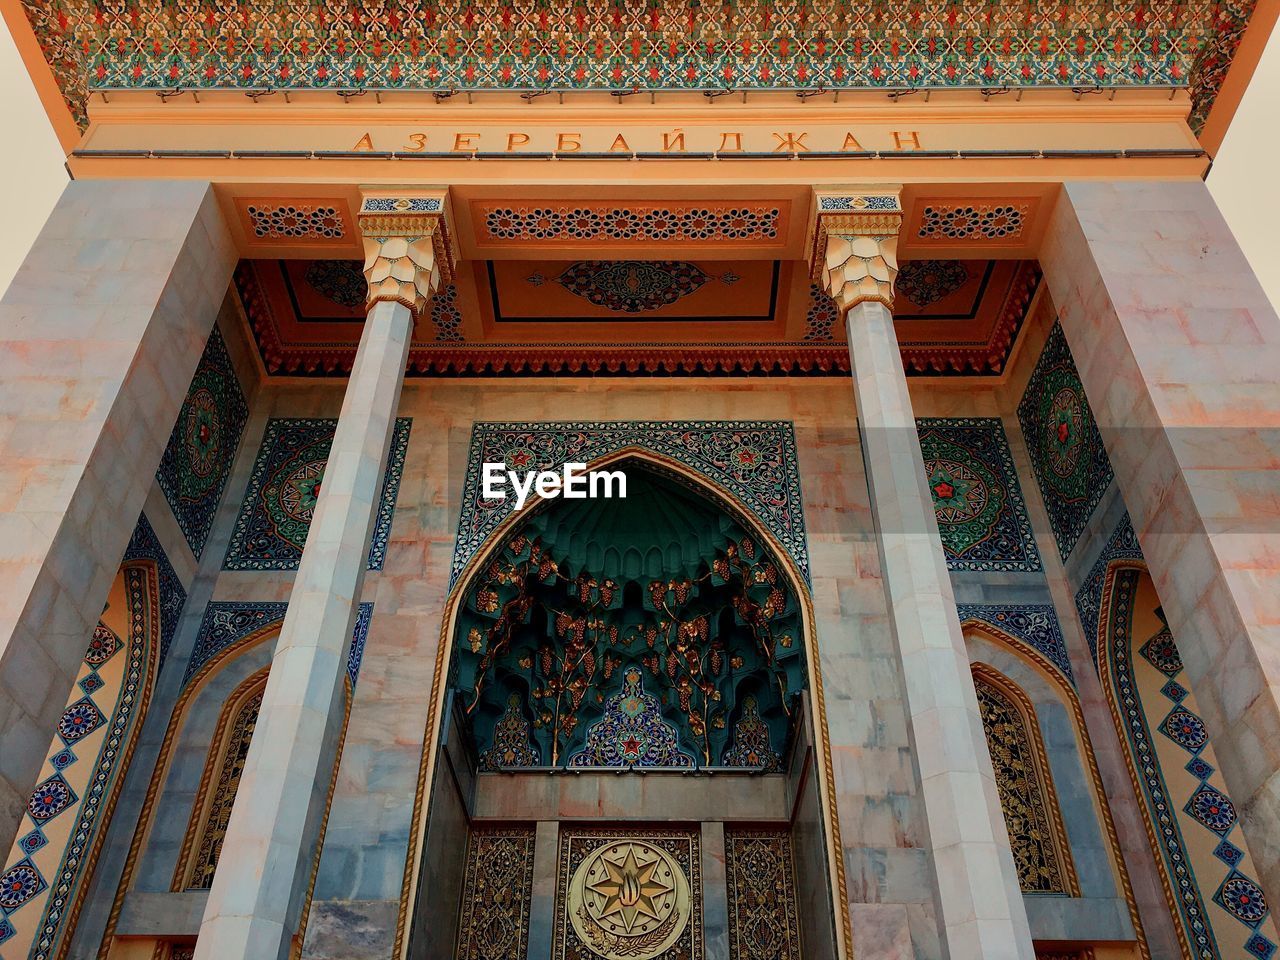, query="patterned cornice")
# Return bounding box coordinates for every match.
[21,0,1252,133]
